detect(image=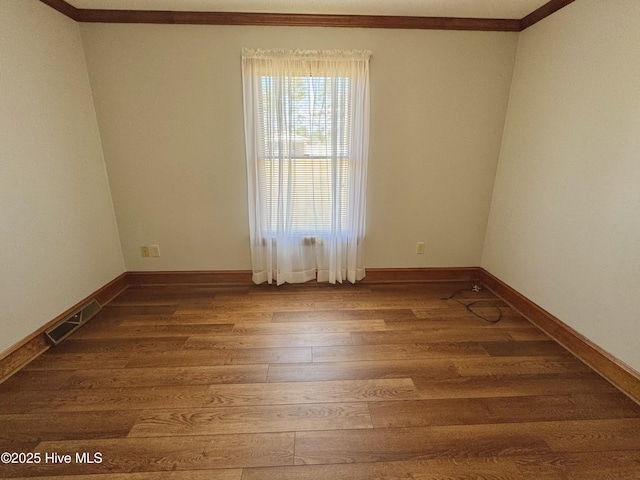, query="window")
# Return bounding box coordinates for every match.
[258,74,350,235]
[242,49,371,285]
